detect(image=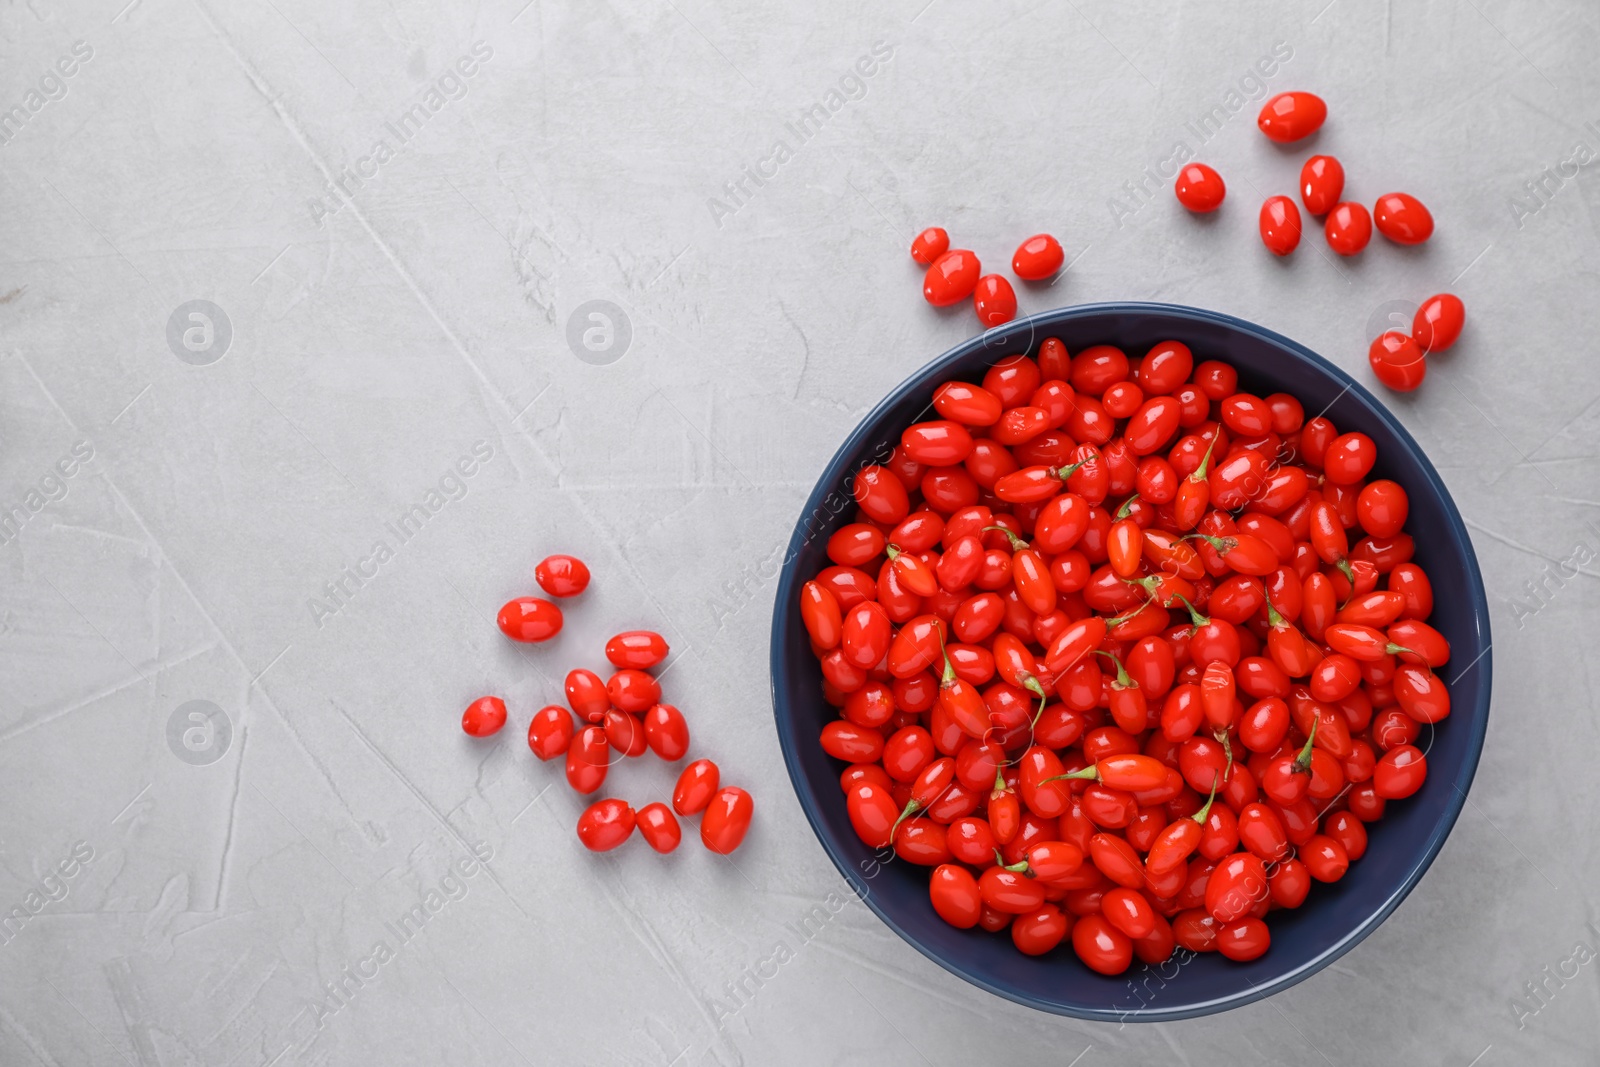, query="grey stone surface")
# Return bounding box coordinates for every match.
[0,0,1596,1063]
